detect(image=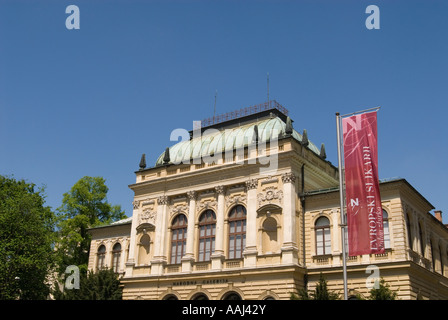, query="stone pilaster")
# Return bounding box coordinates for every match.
[243,178,258,267]
[182,191,197,272]
[124,201,140,277]
[281,172,299,265]
[151,195,169,275]
[211,185,226,270]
